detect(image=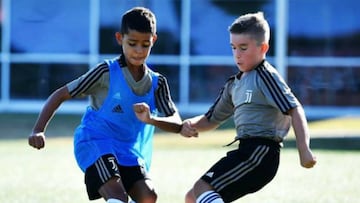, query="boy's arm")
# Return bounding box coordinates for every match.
[288,106,317,168]
[28,86,72,149]
[133,102,183,133]
[180,115,220,138]
[186,115,220,132]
